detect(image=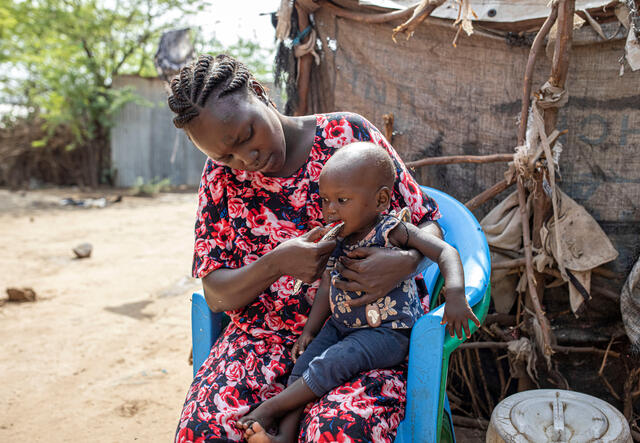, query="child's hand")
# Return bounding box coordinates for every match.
[441,287,481,339]
[291,332,315,362]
